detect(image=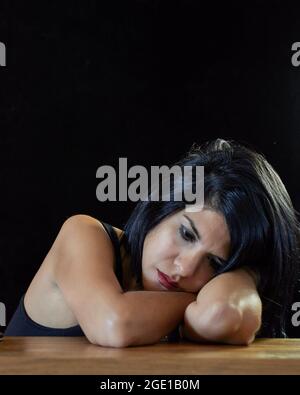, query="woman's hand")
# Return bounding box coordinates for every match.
[182,268,262,345]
